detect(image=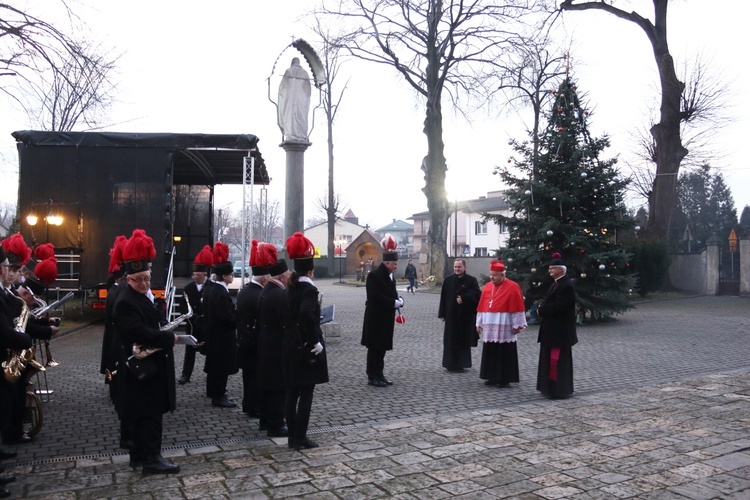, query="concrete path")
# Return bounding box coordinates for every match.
[2,281,749,498]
